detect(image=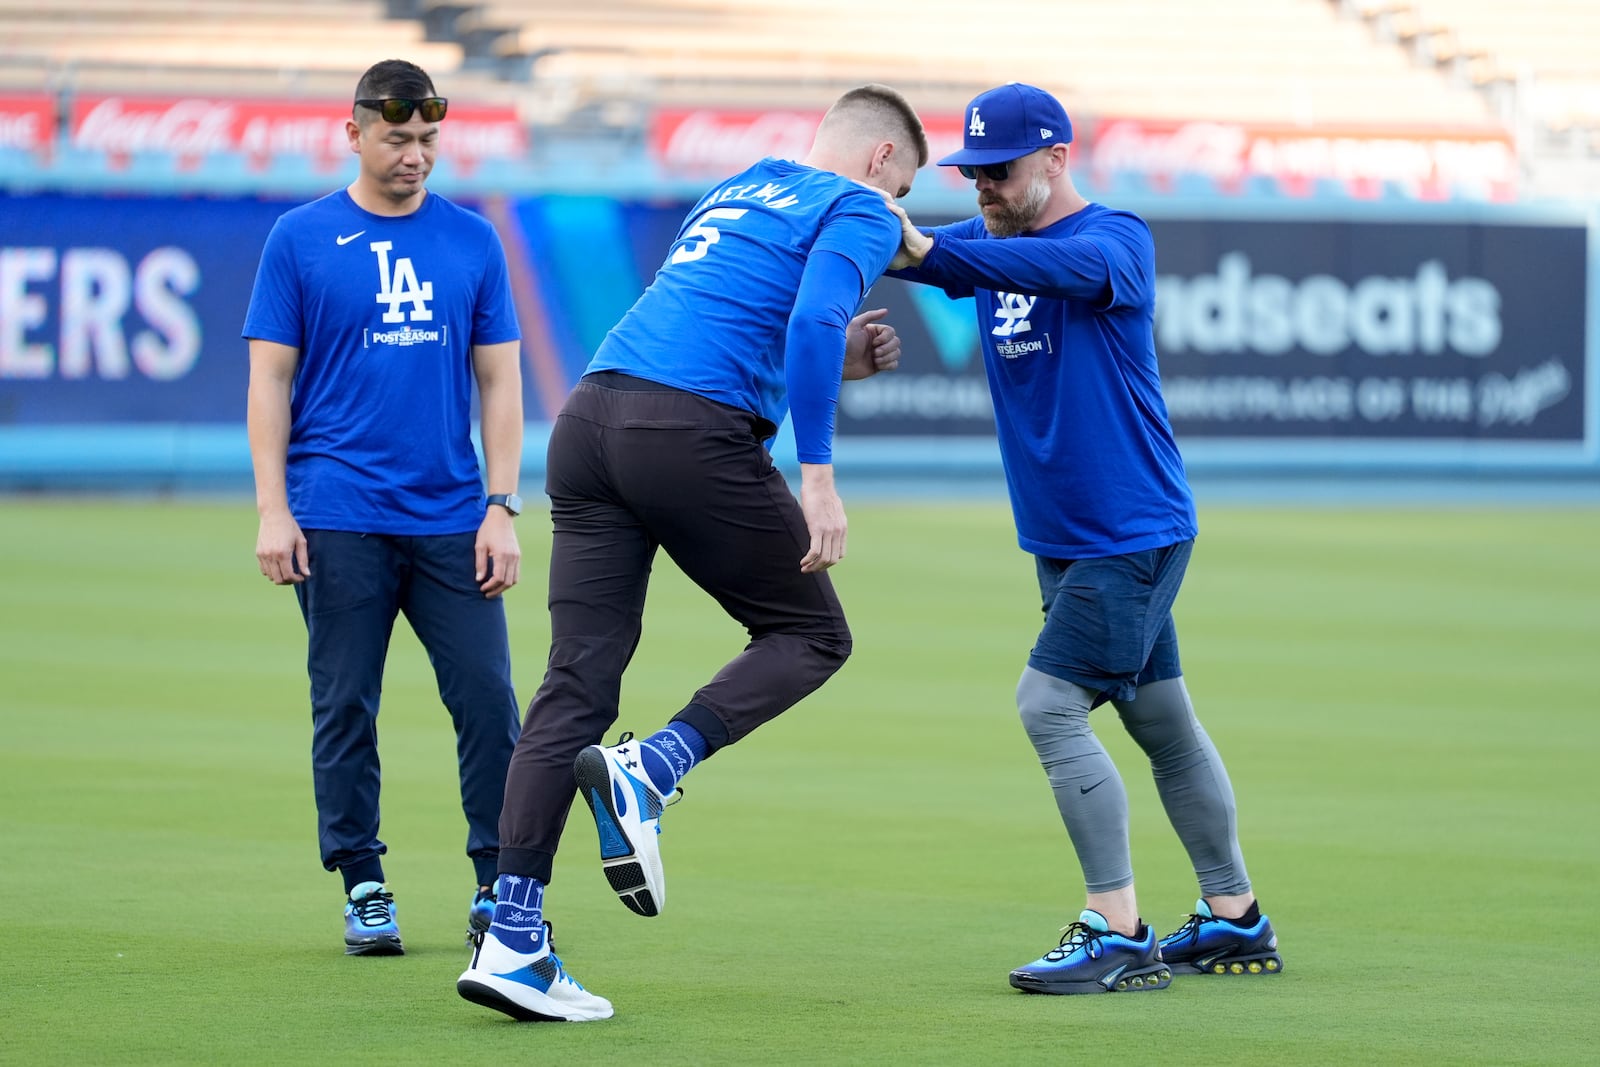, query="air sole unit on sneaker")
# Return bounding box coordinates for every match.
[573,741,665,918]
[345,934,404,956]
[1009,960,1173,995]
[1170,949,1284,976]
